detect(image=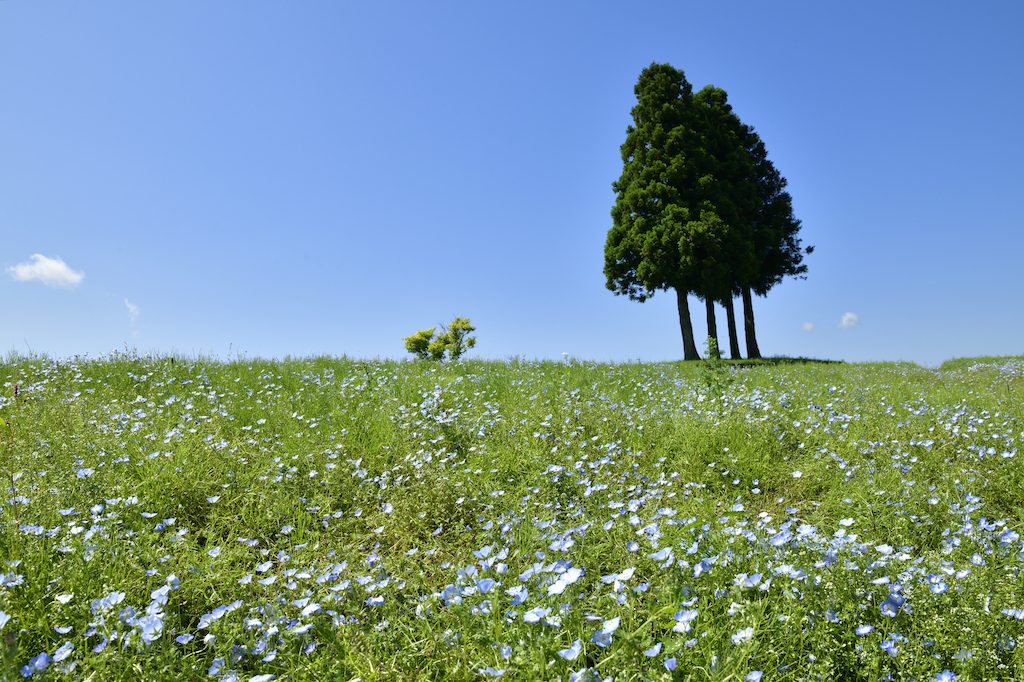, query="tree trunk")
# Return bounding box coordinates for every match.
[742,286,761,359]
[705,297,719,358]
[676,288,701,360]
[724,296,741,359]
